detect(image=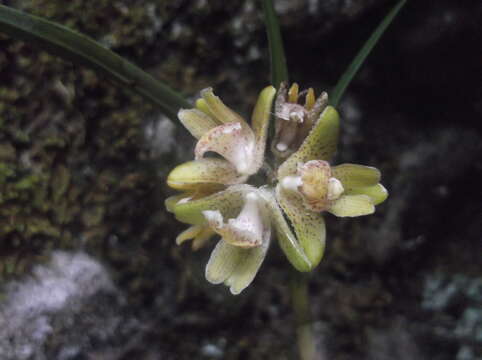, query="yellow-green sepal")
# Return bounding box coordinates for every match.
[251,85,276,143]
[276,185,326,269]
[331,163,381,190]
[259,188,312,272]
[166,159,245,190]
[200,87,247,125]
[347,183,388,205]
[178,108,219,139]
[165,193,191,213]
[176,225,215,250]
[331,163,388,205]
[195,98,217,120]
[328,194,374,217]
[205,238,269,295]
[250,85,276,173]
[172,184,254,225]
